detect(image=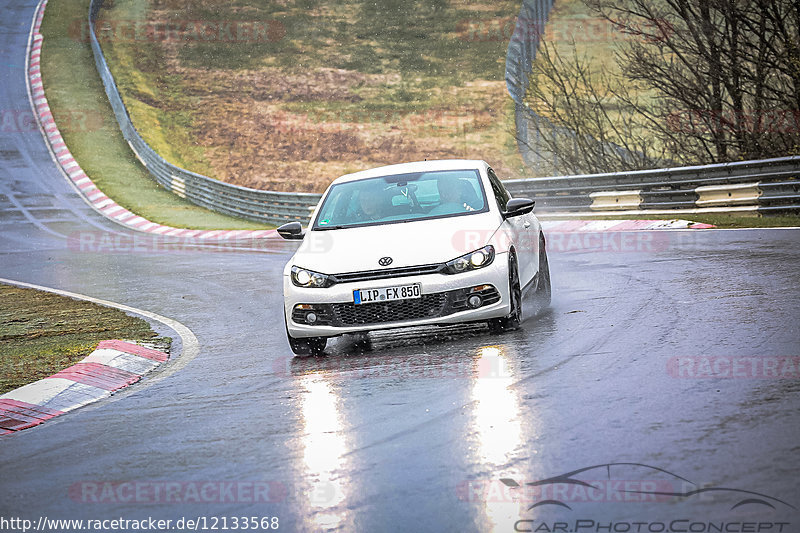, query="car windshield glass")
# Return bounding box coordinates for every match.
[312,169,488,229]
